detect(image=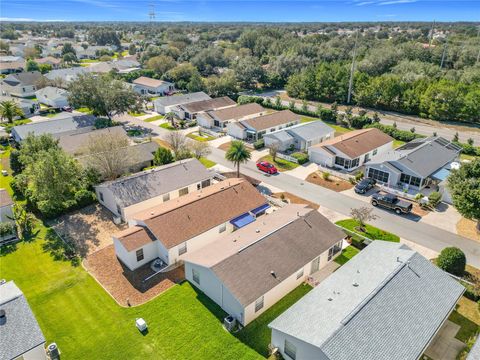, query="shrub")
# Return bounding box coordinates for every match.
[437,247,466,276]
[74,189,96,208]
[355,171,364,181]
[154,147,174,166]
[94,118,118,129]
[292,152,309,165]
[253,139,264,150]
[366,123,424,142]
[9,149,23,174]
[322,171,330,180]
[428,191,442,207]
